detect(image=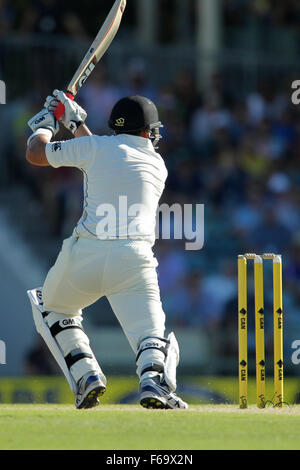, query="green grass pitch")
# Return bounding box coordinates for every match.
[1,404,300,450]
